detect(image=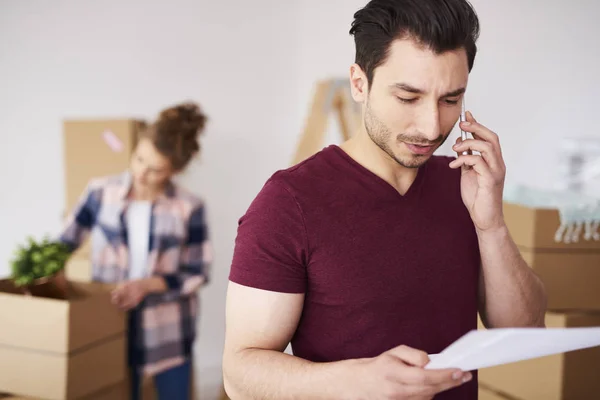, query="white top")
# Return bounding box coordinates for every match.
[126,201,153,280]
